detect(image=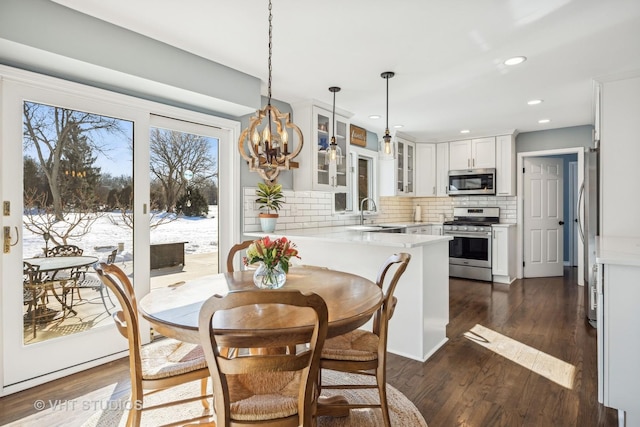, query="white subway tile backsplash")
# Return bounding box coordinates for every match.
[243,187,519,232]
